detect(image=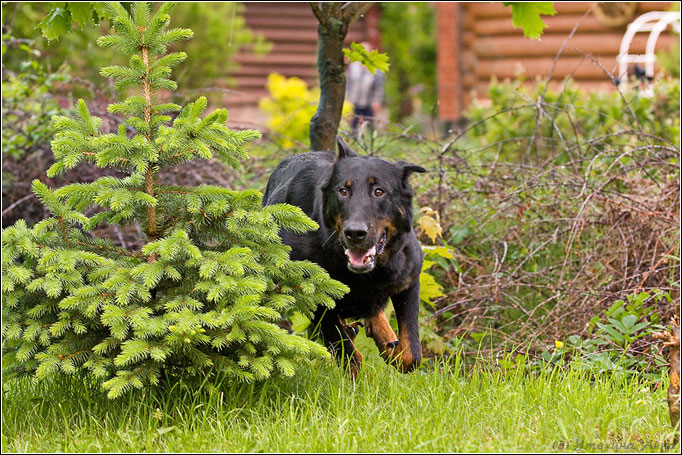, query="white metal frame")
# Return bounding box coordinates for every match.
[616,10,680,89]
